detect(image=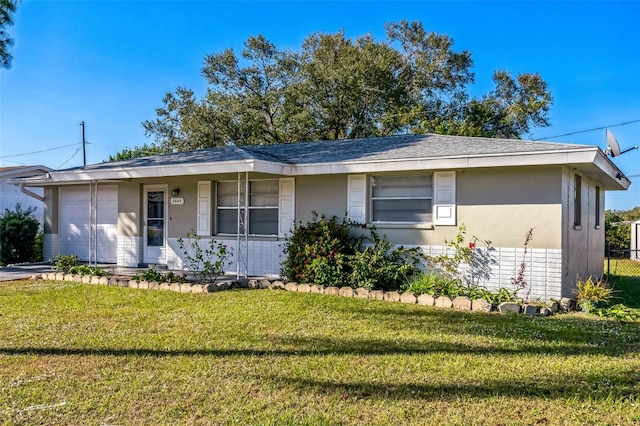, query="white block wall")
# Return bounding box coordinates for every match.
[117,236,141,267]
[421,245,563,301]
[43,233,60,261]
[166,238,284,278]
